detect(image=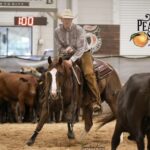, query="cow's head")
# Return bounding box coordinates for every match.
[20,76,38,95]
[20,66,41,78]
